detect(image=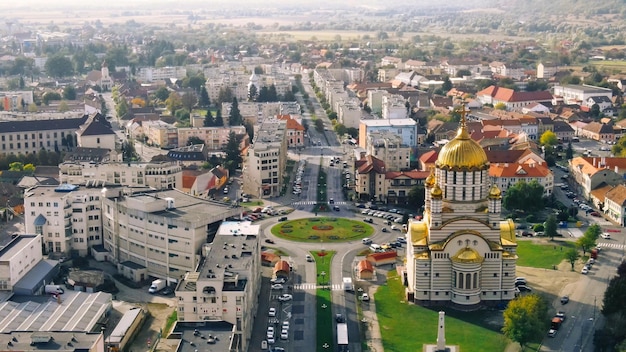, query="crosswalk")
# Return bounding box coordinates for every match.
[292,201,348,206]
[292,283,344,291]
[597,242,626,250]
